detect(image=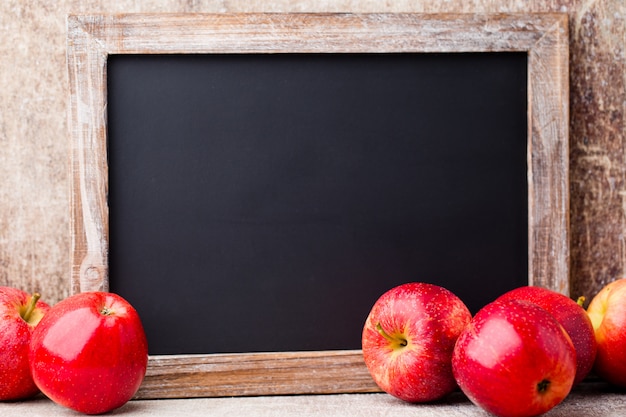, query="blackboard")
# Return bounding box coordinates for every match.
[67,13,569,398]
[107,52,529,355]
